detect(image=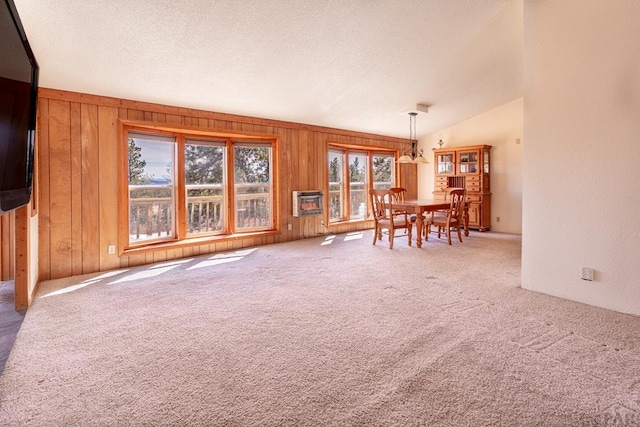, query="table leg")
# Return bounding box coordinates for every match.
[464,203,469,237]
[415,210,423,248]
